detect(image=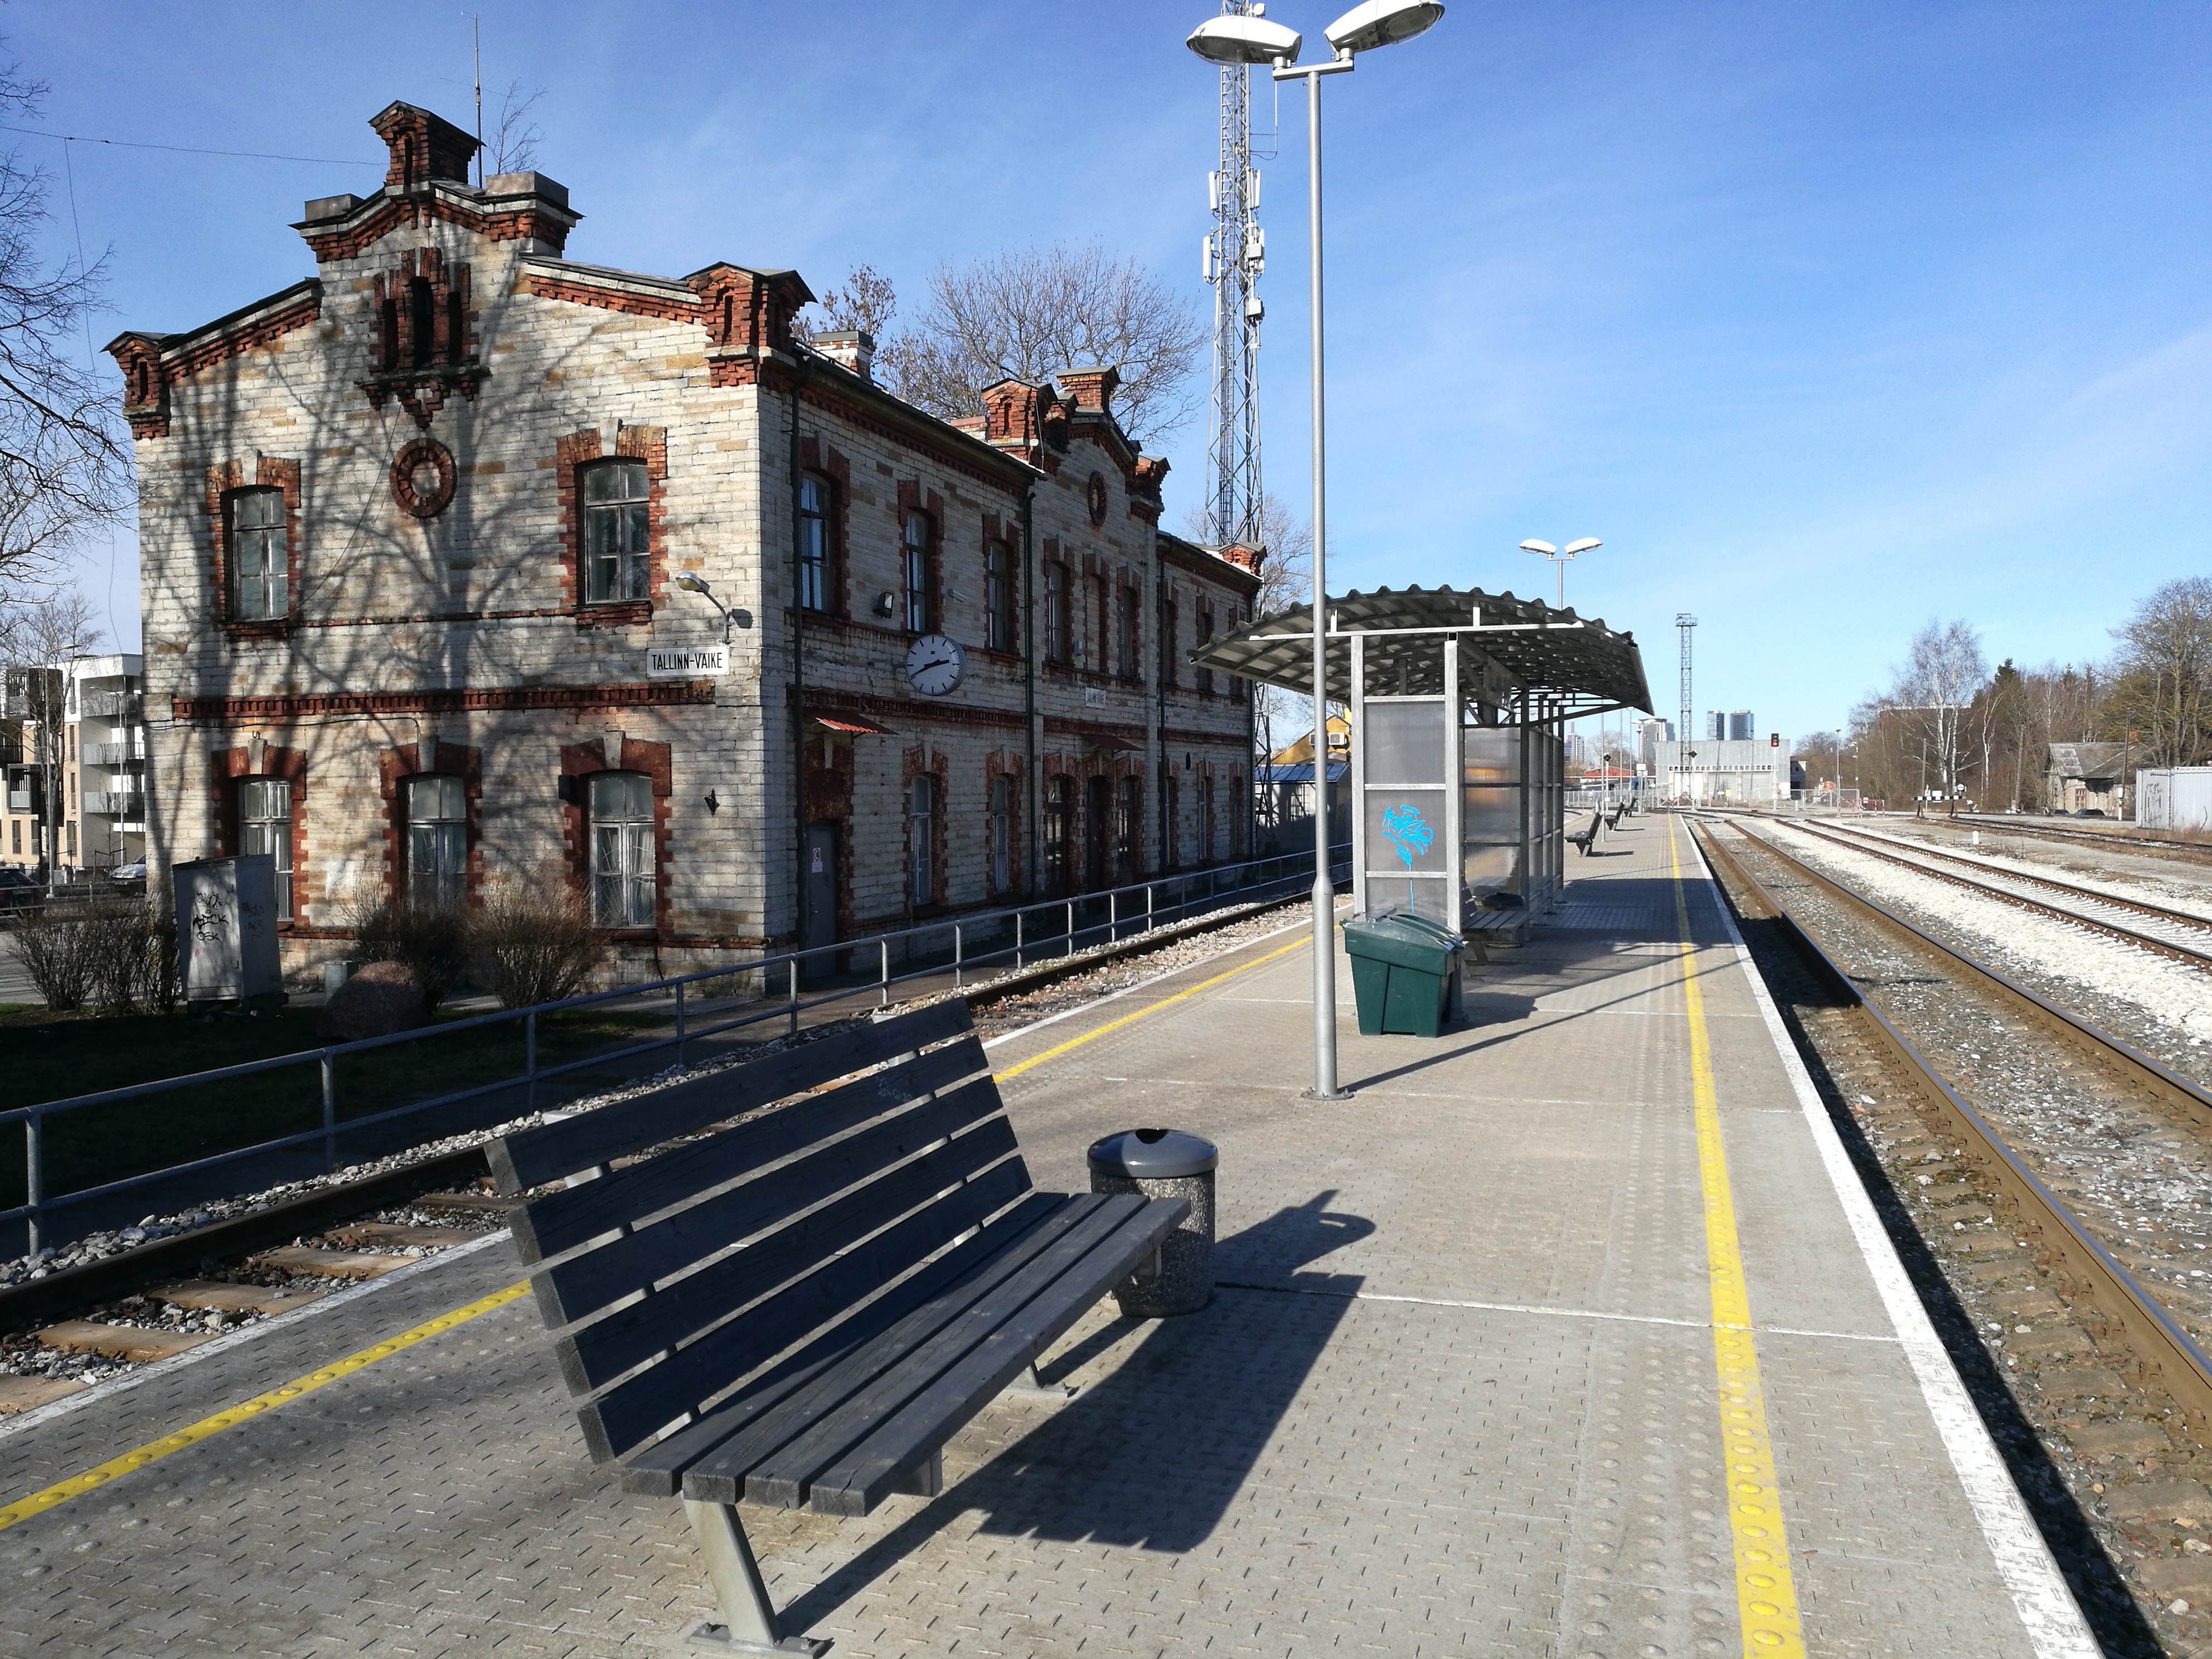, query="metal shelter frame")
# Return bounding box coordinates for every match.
[1193,585,1652,932]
